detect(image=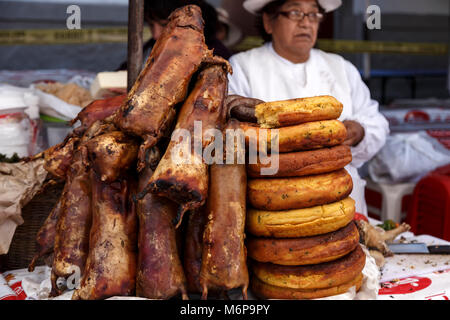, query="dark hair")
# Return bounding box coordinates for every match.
[256,0,325,43]
[144,0,219,43]
[144,0,183,22]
